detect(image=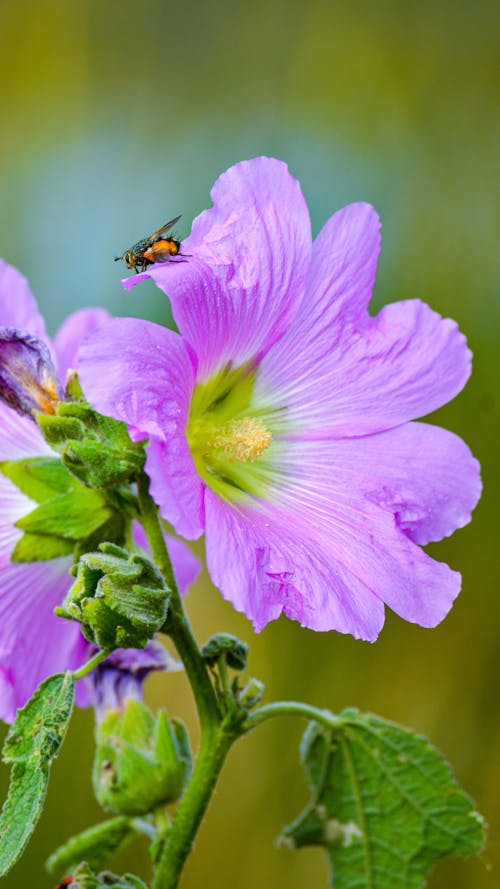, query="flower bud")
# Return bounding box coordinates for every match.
[38,399,145,490]
[0,327,62,418]
[237,677,265,710]
[93,700,191,816]
[201,633,248,671]
[56,543,171,651]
